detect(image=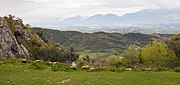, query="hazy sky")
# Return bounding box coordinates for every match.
[0,0,180,24]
